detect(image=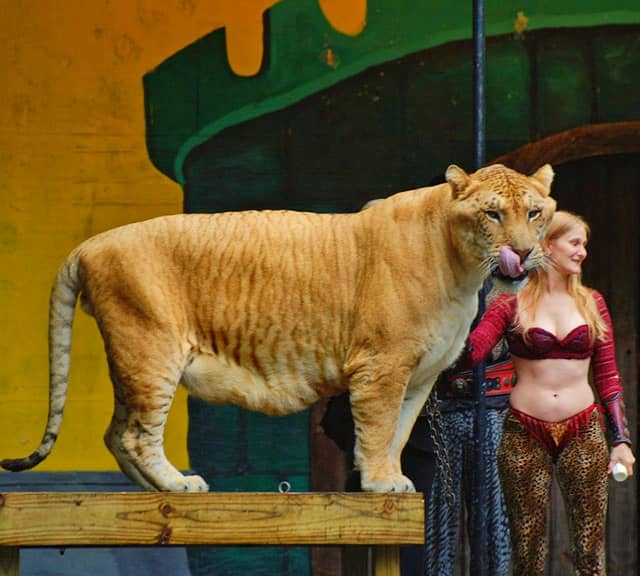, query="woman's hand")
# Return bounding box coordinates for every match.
[608,443,636,478]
